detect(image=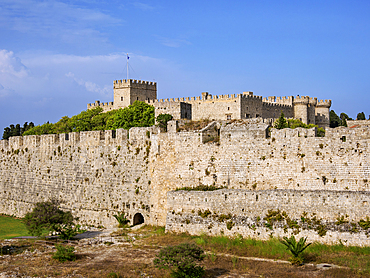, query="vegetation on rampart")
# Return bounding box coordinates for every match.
[175,184,226,192]
[274,112,325,136]
[21,101,155,136]
[2,122,35,139]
